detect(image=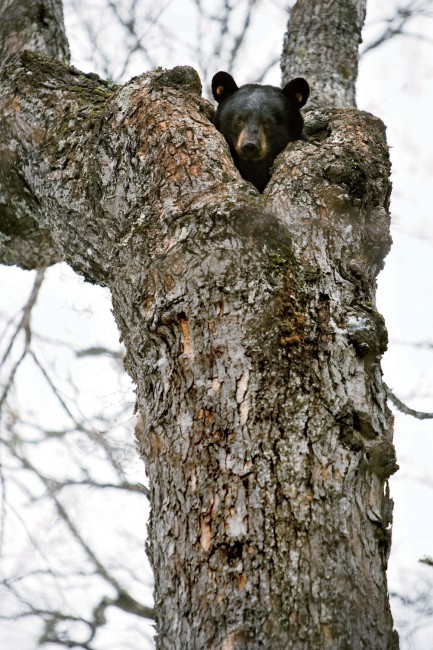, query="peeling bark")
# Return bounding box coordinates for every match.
[0,1,399,648]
